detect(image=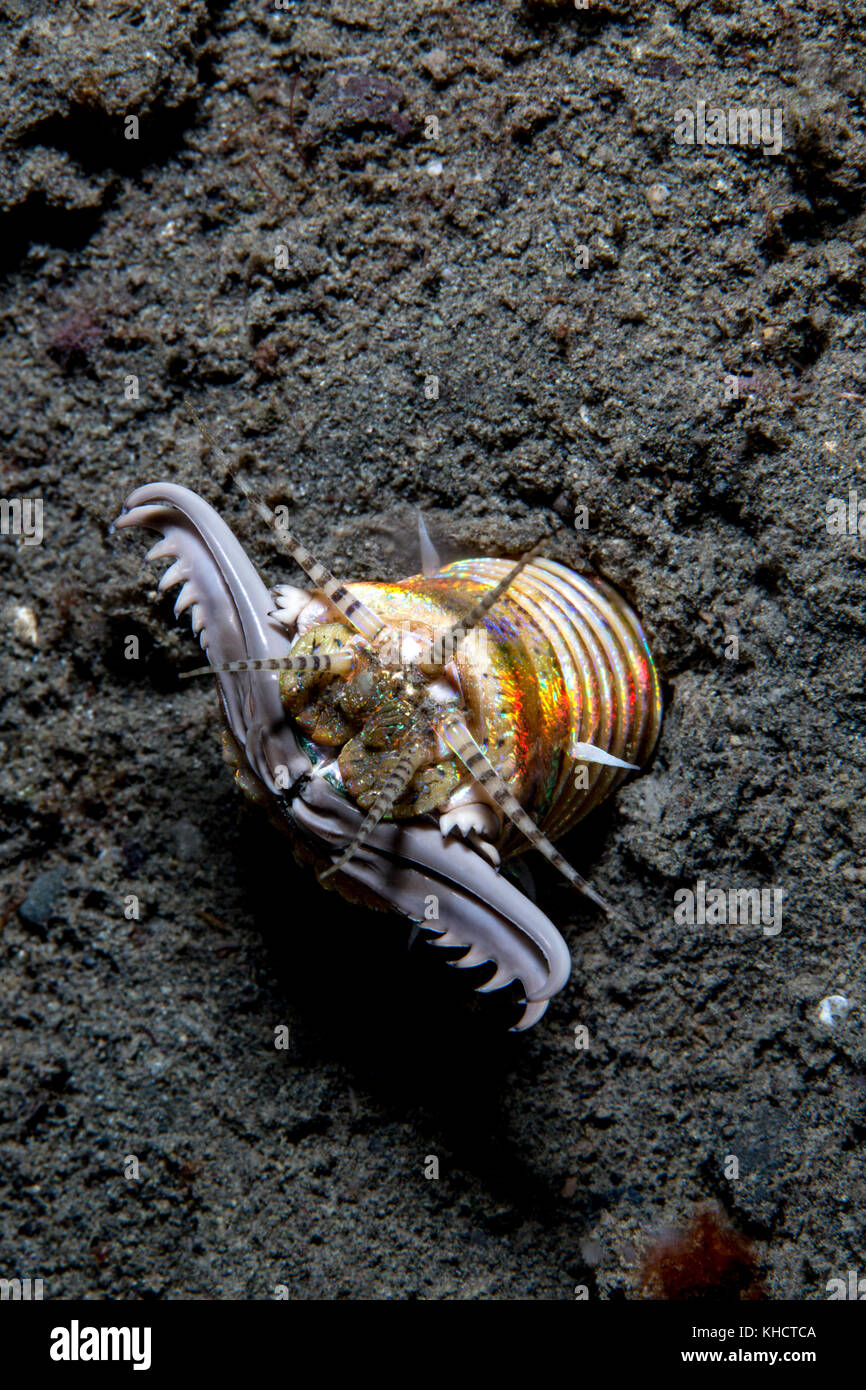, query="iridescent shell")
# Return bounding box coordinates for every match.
[116,483,661,1029]
[328,561,661,854]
